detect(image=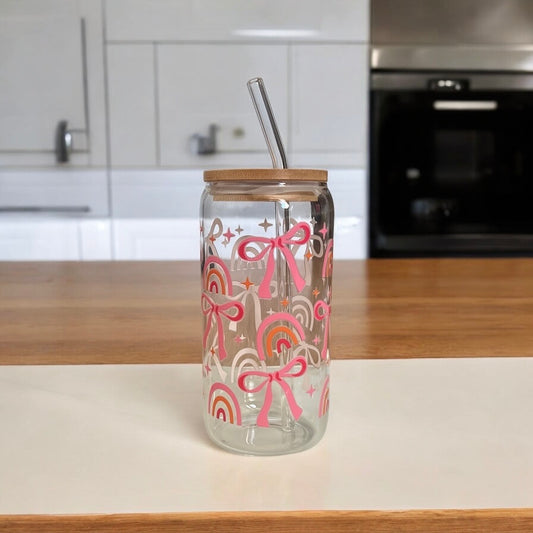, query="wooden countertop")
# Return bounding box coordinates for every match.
[1,259,533,364]
[1,258,533,532]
